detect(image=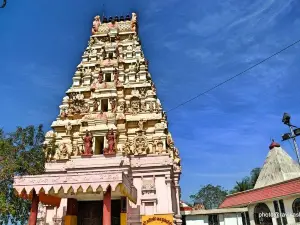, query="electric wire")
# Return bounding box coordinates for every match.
[166,38,300,113]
